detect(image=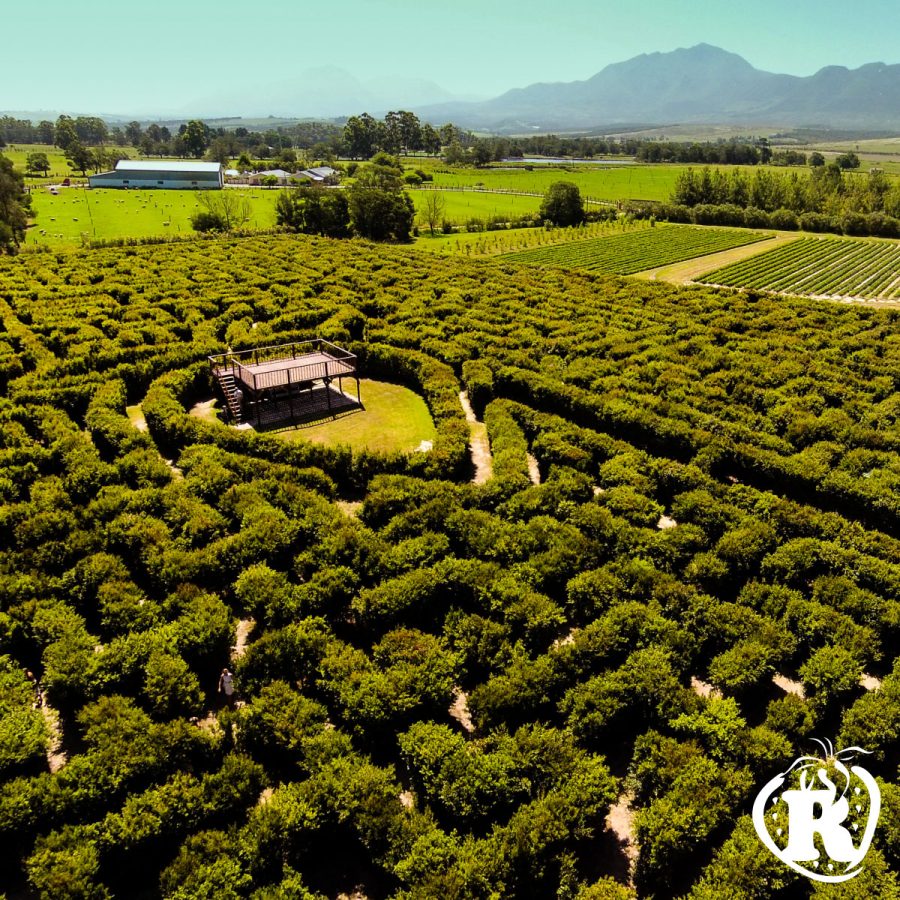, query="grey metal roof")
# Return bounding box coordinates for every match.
[115,160,223,173]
